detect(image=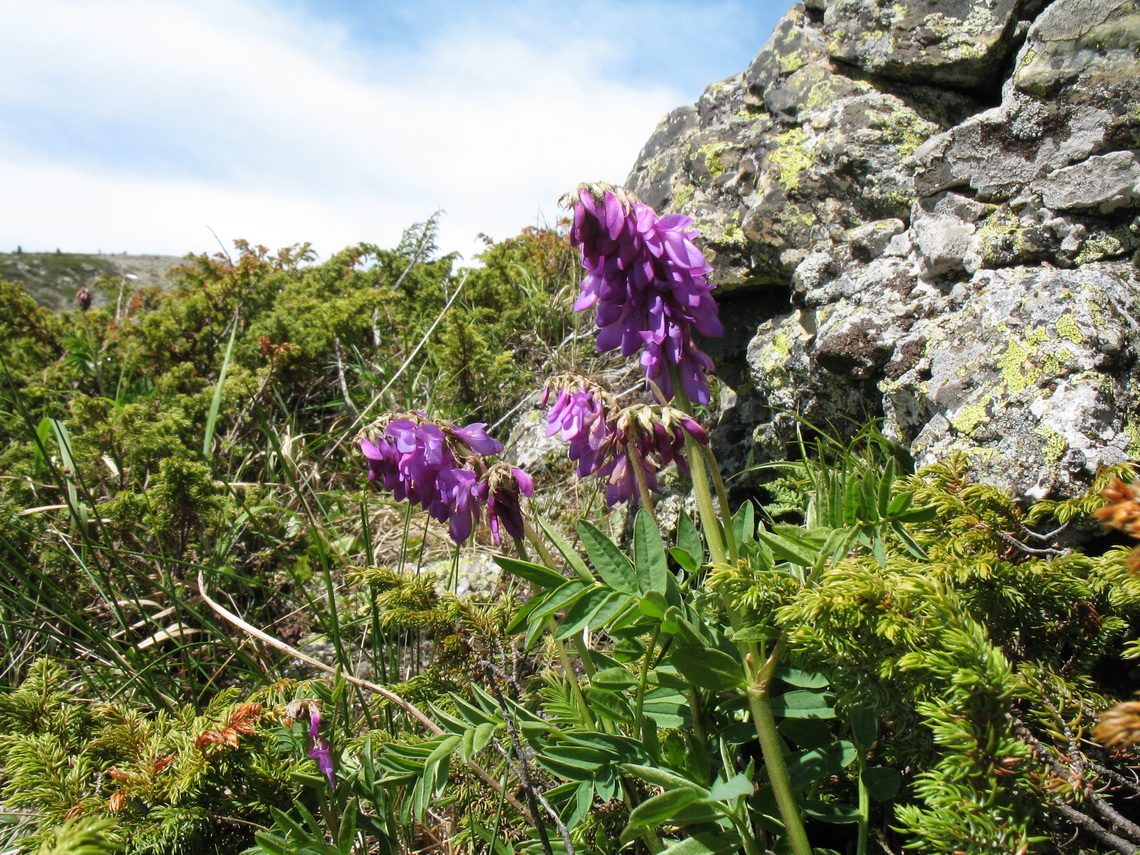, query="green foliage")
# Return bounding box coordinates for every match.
[0,660,299,854]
